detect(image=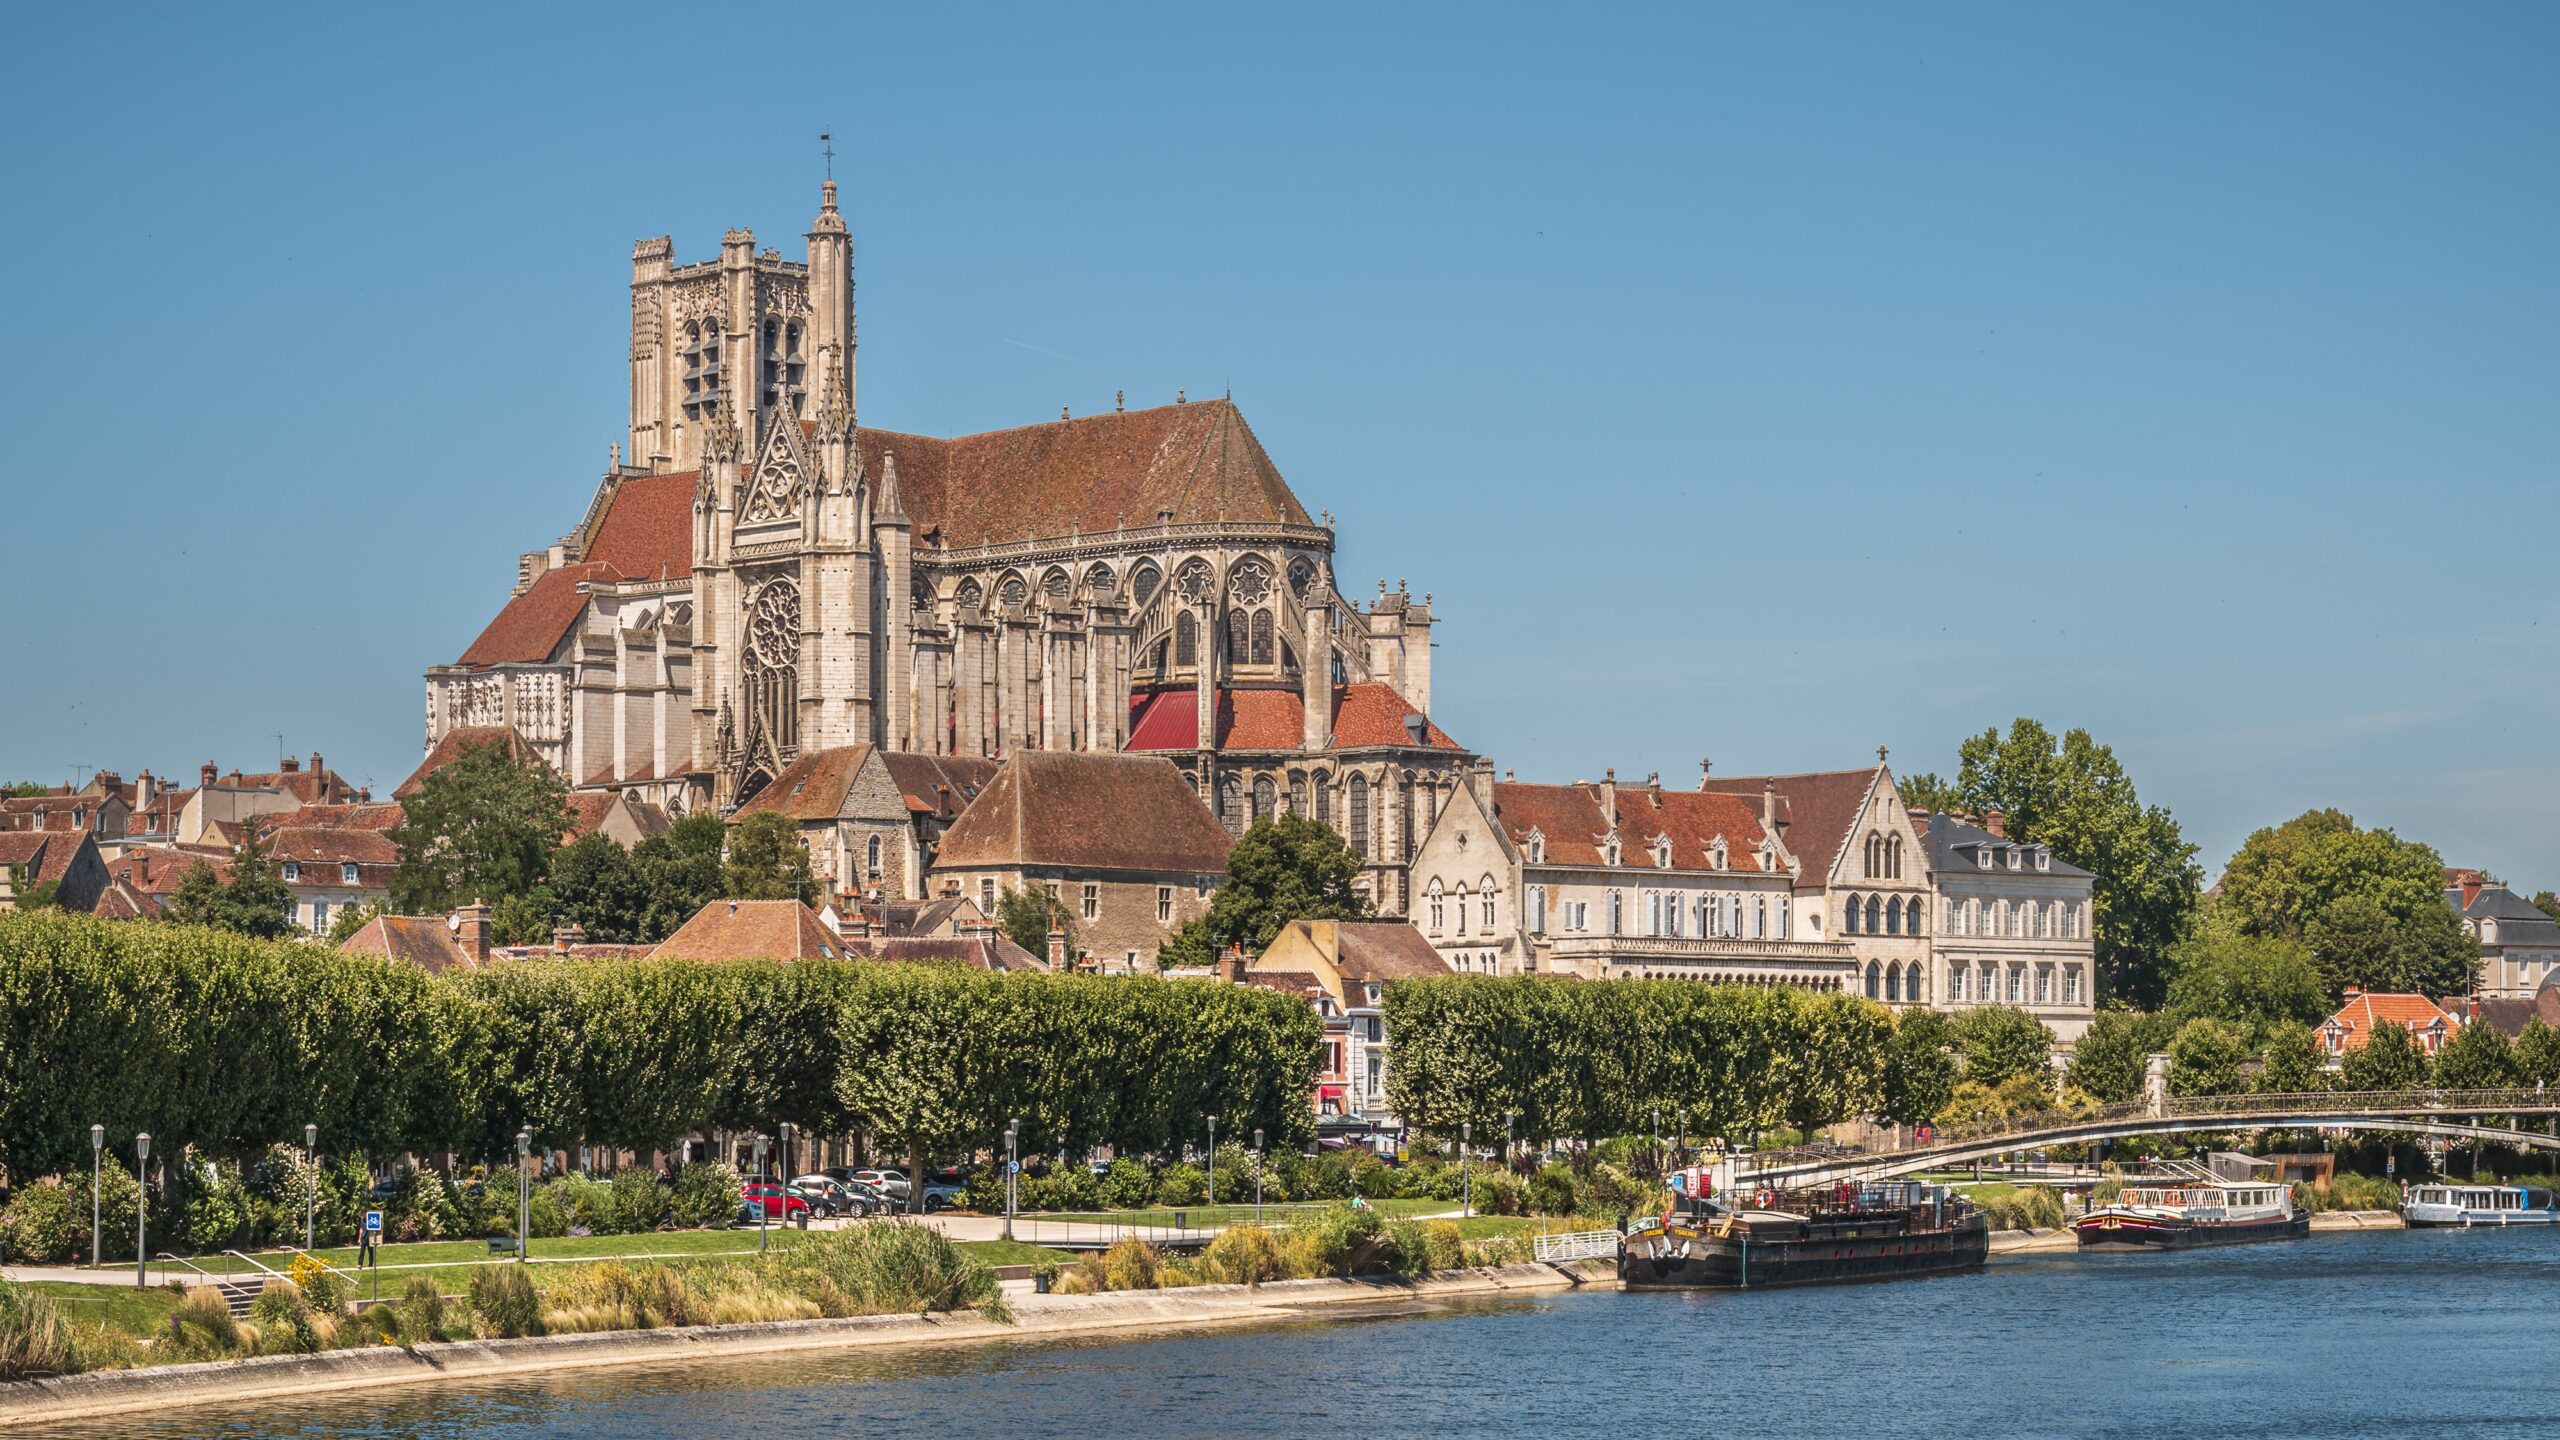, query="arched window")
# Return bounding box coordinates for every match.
[1347,775,1370,859]
[1427,879,1445,932]
[1220,776,1243,836]
[1866,894,1883,933]
[1777,896,1790,939]
[1606,891,1623,935]
[1454,885,1470,935]
[1131,565,1162,608]
[1251,610,1275,666]
[1843,893,1862,934]
[1884,897,1901,935]
[1865,962,1882,999]
[1312,772,1332,828]
[1288,773,1307,816]
[1754,895,1767,938]
[1886,835,1902,878]
[1885,965,1902,1003]
[1252,775,1275,823]
[865,834,883,877]
[1174,611,1198,667]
